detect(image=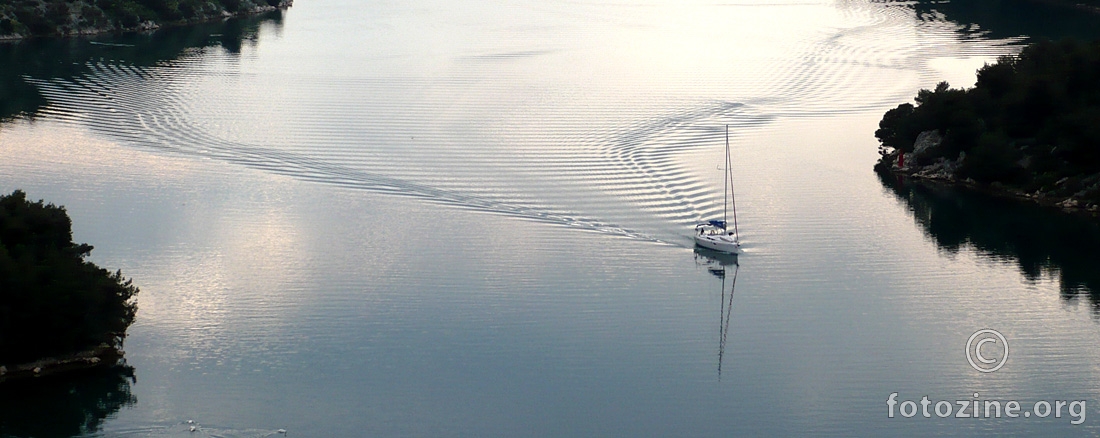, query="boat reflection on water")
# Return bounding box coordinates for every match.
[694,247,739,378]
[879,172,1100,309]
